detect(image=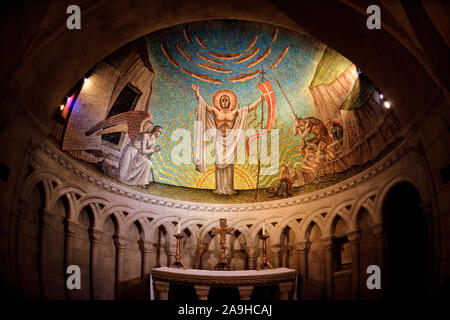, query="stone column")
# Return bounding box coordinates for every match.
[321,237,334,299]
[154,280,170,300]
[89,228,103,300]
[114,234,129,300]
[139,239,154,299]
[16,200,29,295]
[194,285,210,300]
[64,219,79,300]
[196,244,206,269]
[270,245,281,268]
[165,244,177,267]
[238,286,254,300]
[279,282,293,300]
[347,230,361,299]
[371,223,385,291]
[245,246,257,270]
[295,241,309,300]
[39,209,55,299]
